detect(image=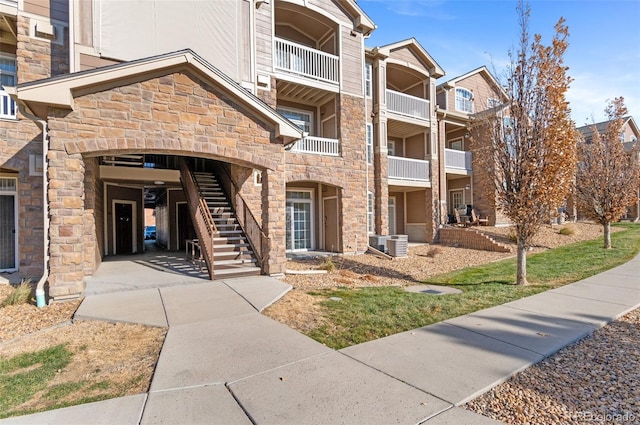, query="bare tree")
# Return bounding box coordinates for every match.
[575,98,640,248]
[471,1,578,285]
